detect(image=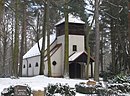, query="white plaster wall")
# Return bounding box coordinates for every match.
[33,56,40,76]
[57,35,85,55]
[51,46,62,76]
[22,56,40,76]
[57,35,85,76]
[69,35,84,55]
[57,35,65,75]
[44,46,62,77]
[22,59,27,76]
